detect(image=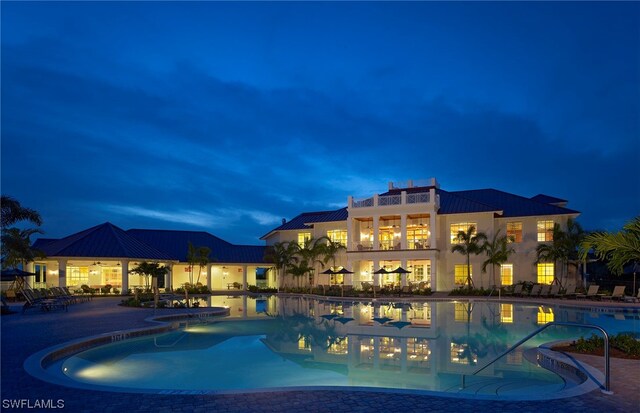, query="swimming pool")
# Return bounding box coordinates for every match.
[28,297,639,399]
